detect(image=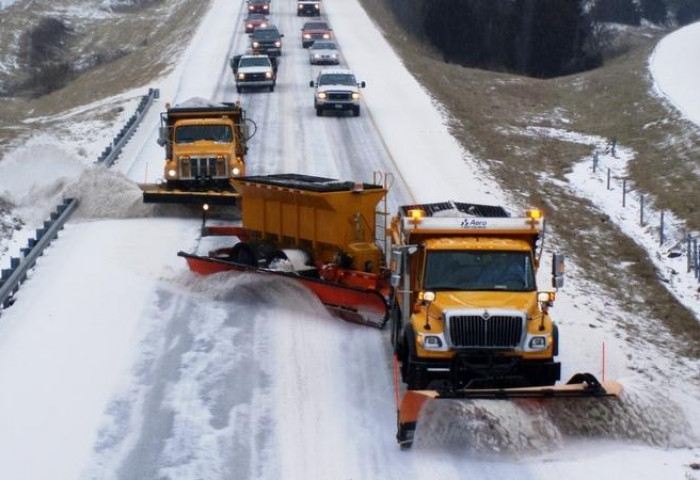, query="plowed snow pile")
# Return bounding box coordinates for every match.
[415,389,692,452]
